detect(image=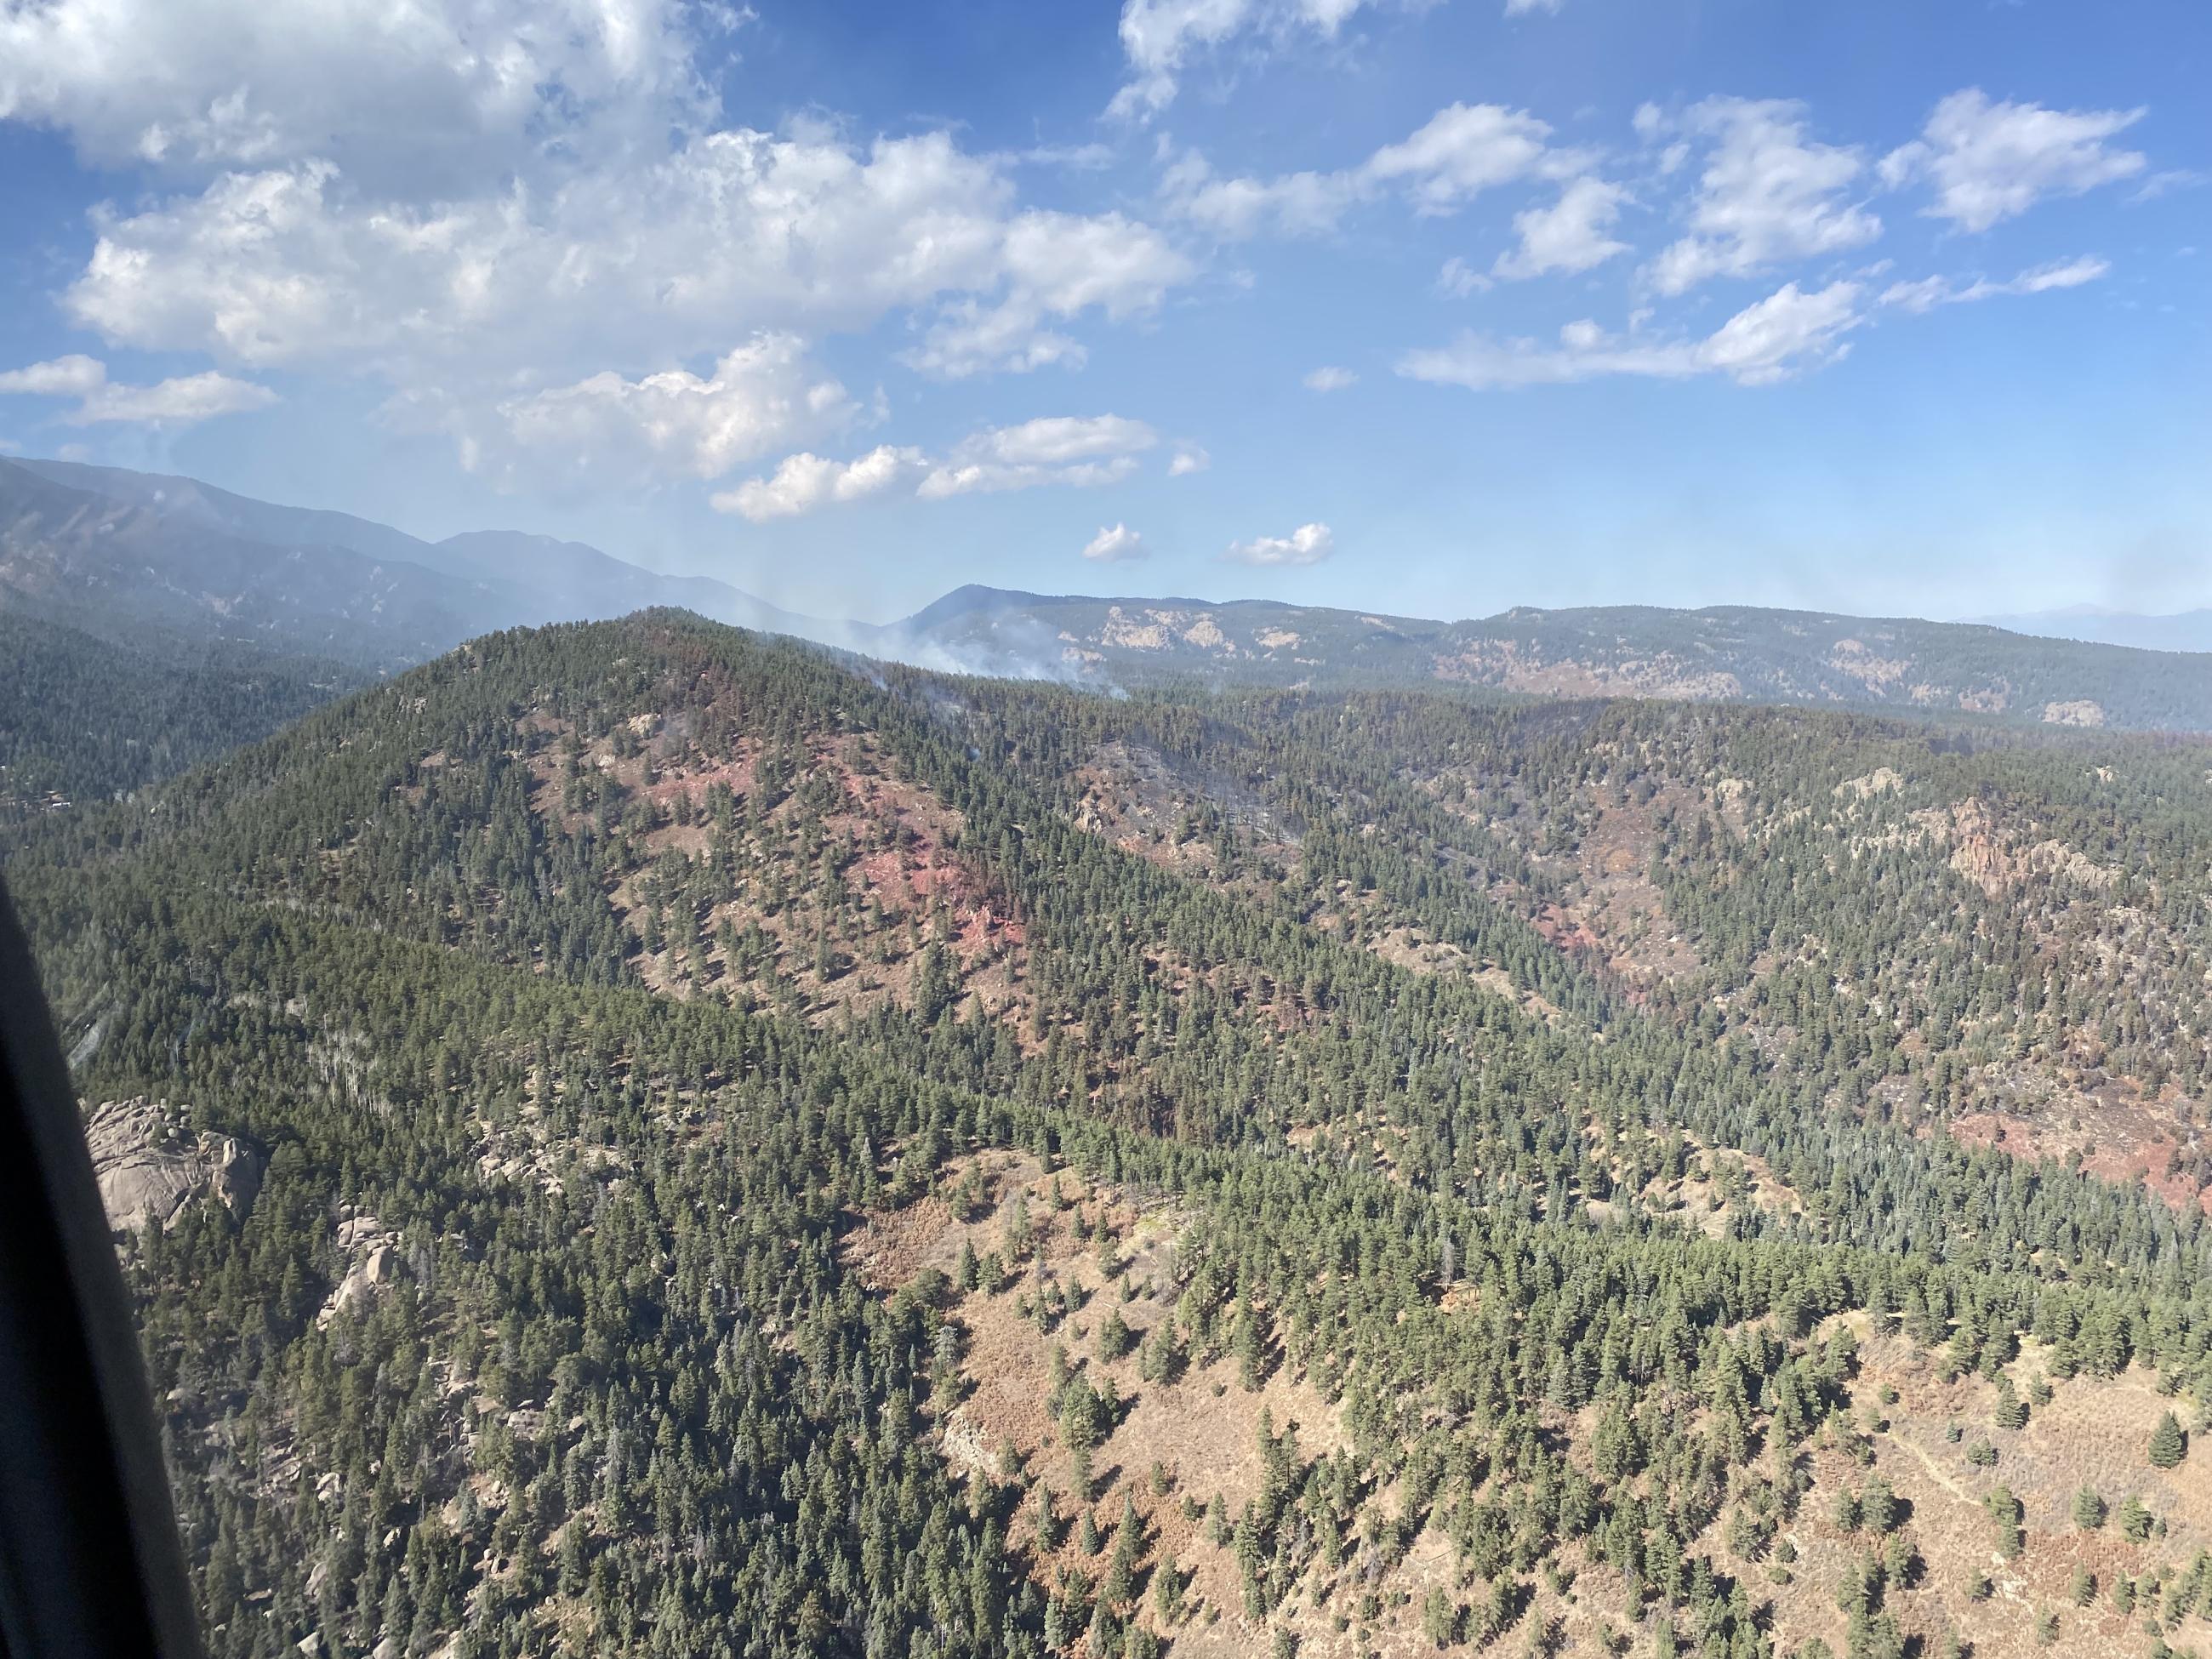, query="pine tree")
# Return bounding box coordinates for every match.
[2147,1410,2186,1469]
[1422,1586,1462,1647]
[2118,1496,2153,1542]
[1098,1308,1134,1362]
